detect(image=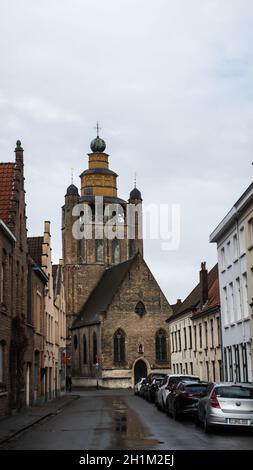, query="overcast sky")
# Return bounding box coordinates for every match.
[1,0,253,303]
